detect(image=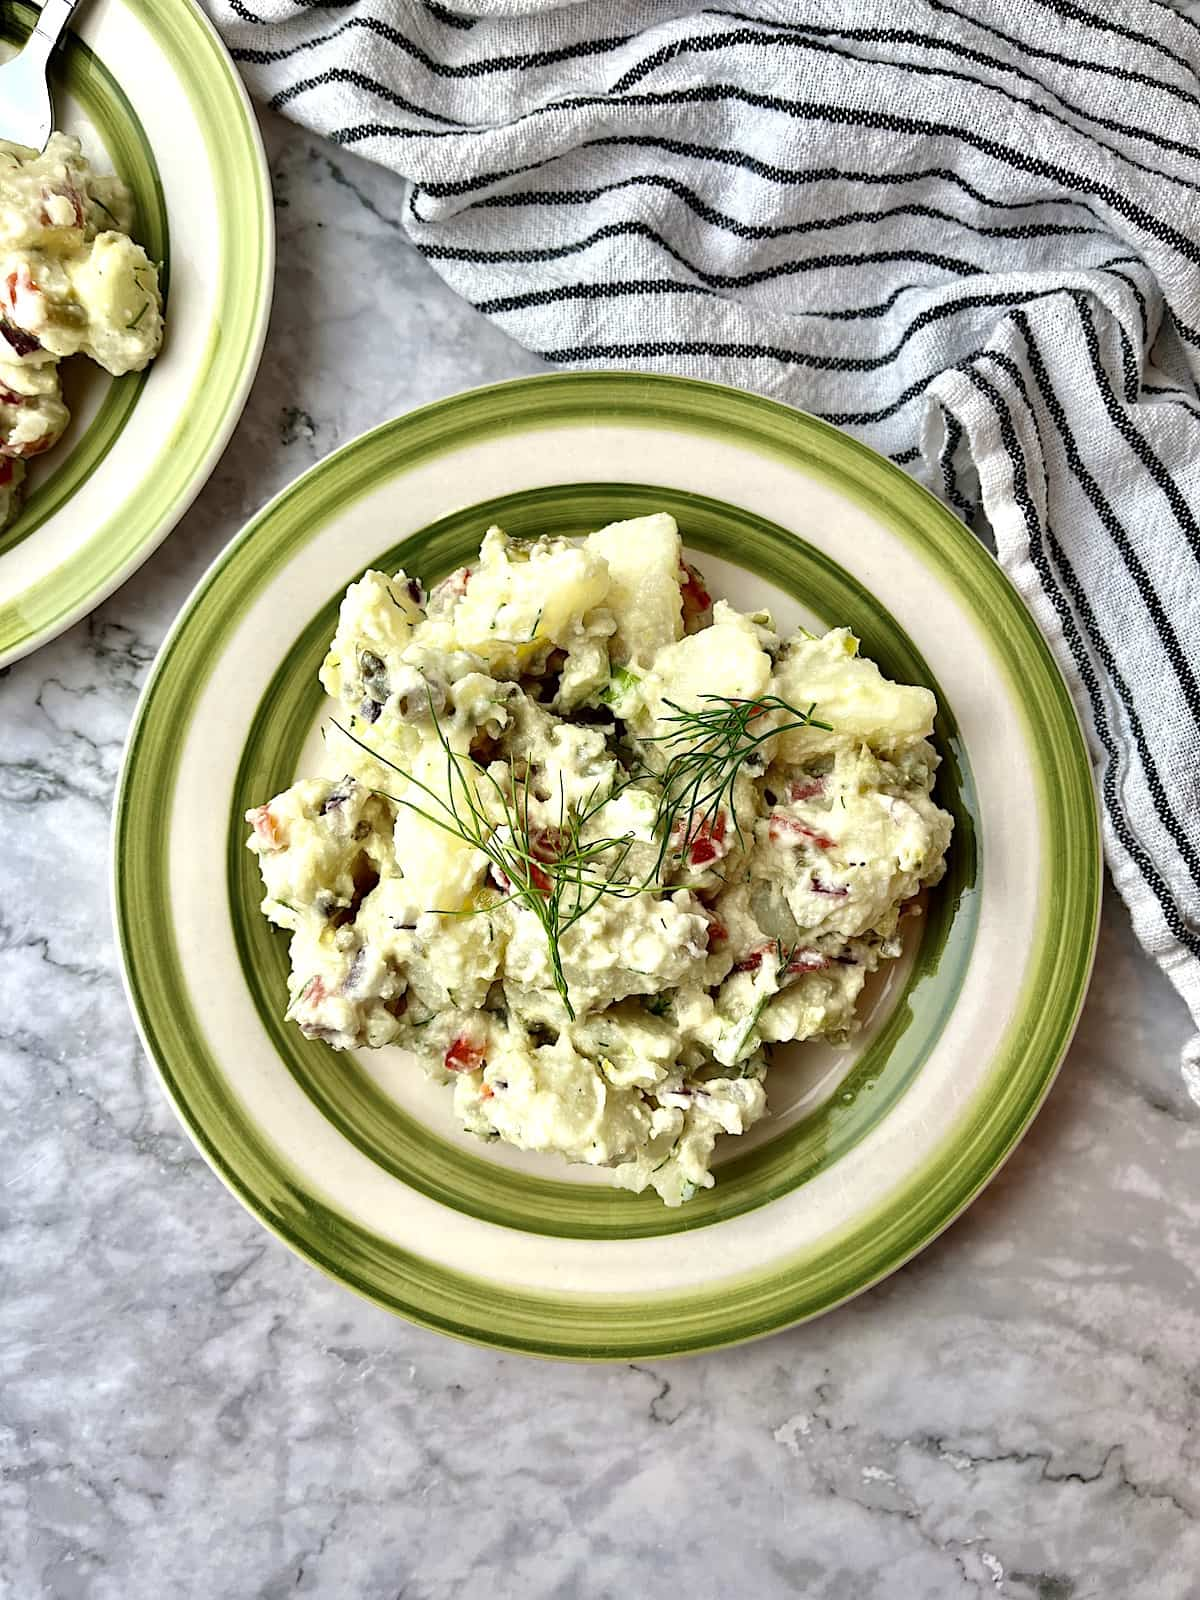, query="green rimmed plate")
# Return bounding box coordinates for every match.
[113,373,1100,1359]
[0,0,273,667]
